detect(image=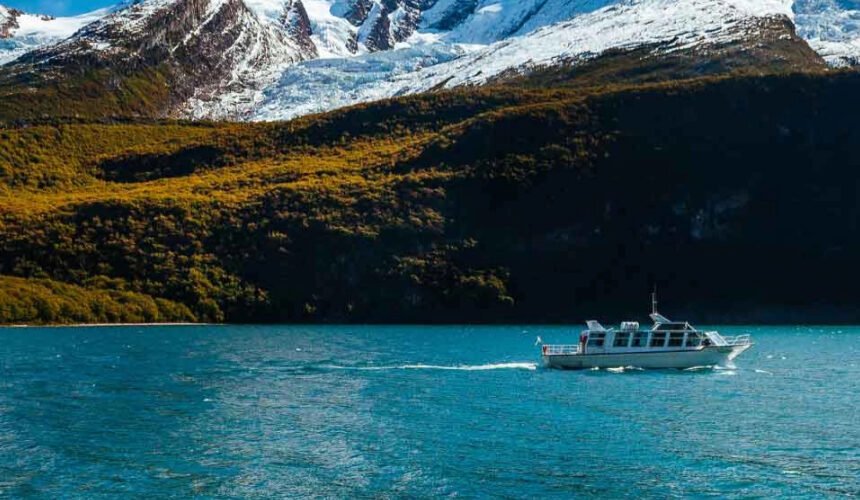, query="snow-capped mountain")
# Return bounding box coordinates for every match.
[6,0,315,110]
[185,0,823,120]
[0,0,857,121]
[0,4,108,64]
